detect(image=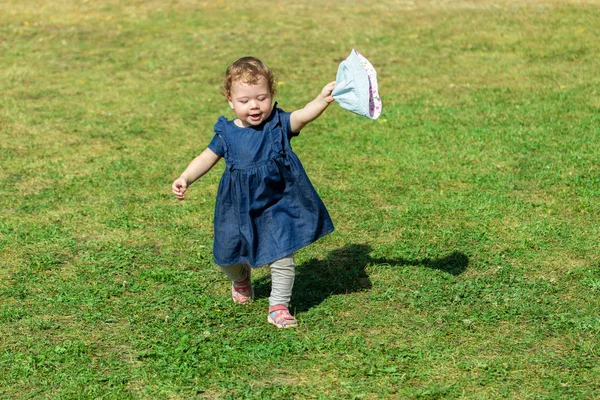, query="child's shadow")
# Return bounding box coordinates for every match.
[254,244,469,312]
